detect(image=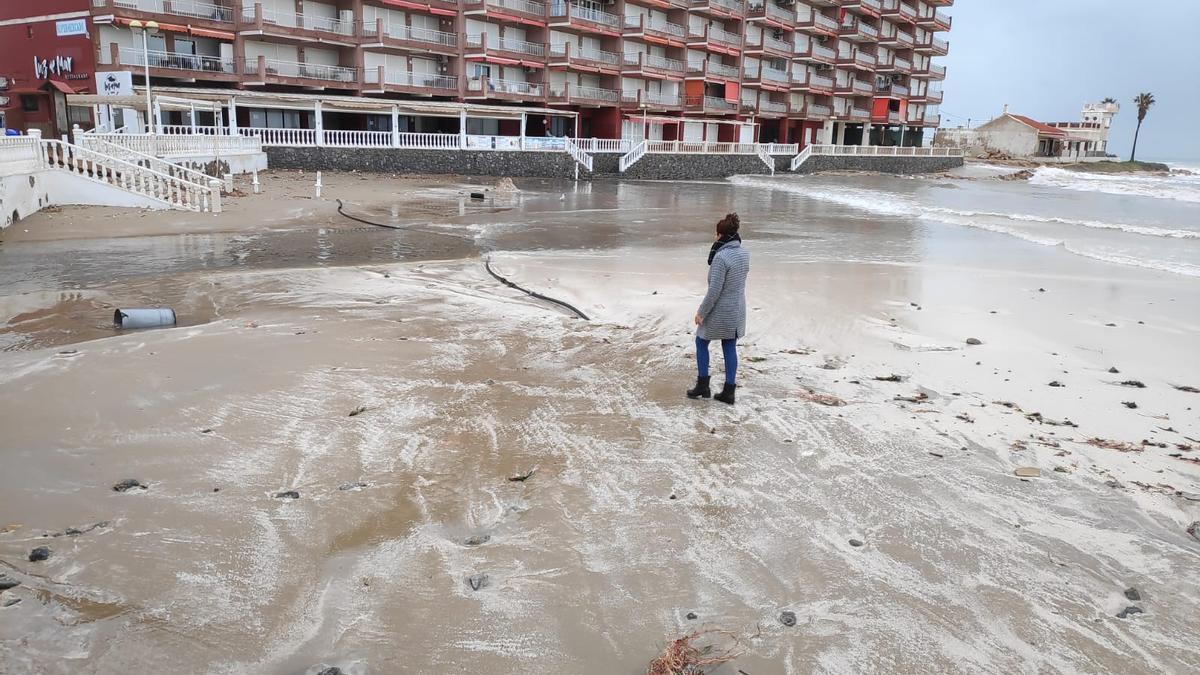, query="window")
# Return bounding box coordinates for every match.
[21,95,39,112]
[470,63,491,79]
